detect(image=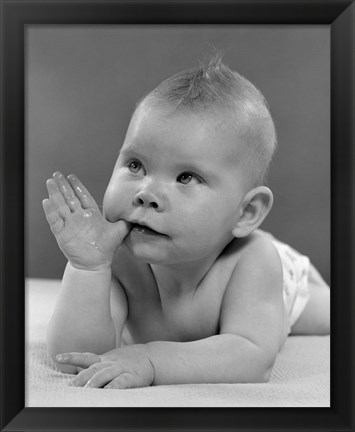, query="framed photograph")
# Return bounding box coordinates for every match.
[1,0,353,431]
